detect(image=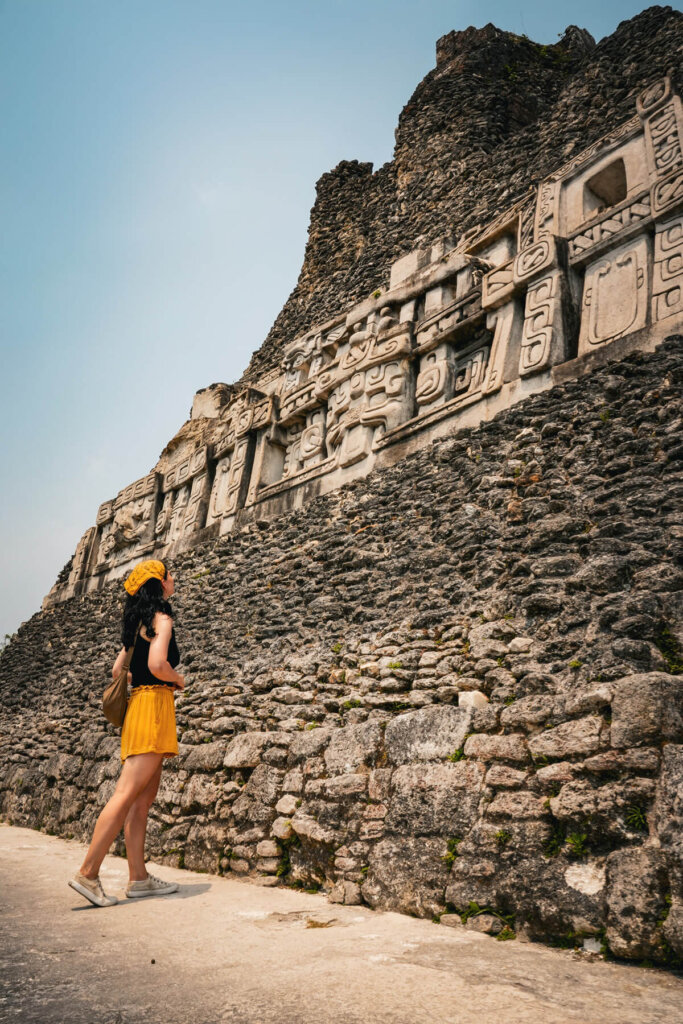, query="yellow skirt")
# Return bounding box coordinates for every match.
[121,685,179,762]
